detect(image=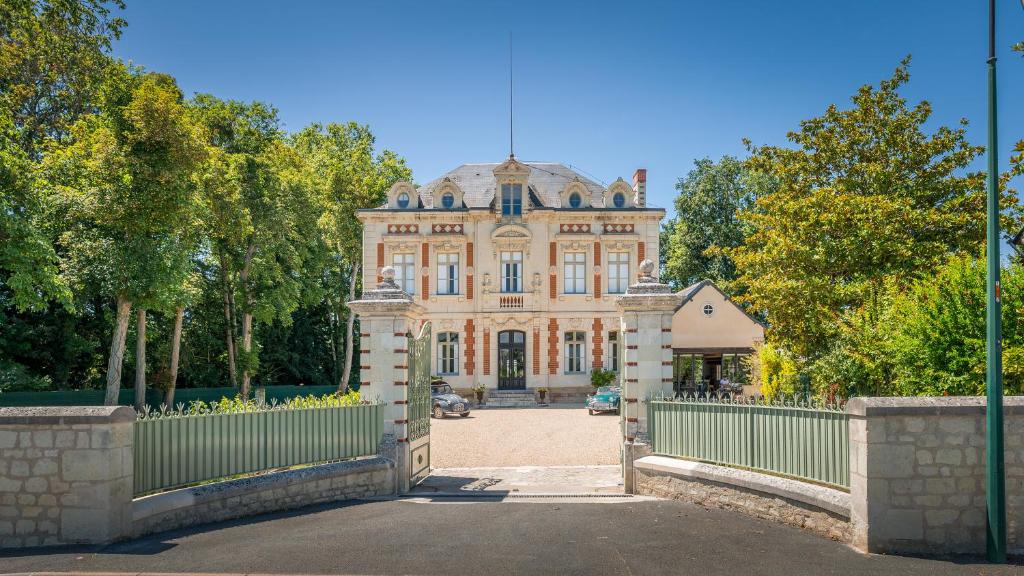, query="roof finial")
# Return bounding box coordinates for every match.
[509,31,514,160]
